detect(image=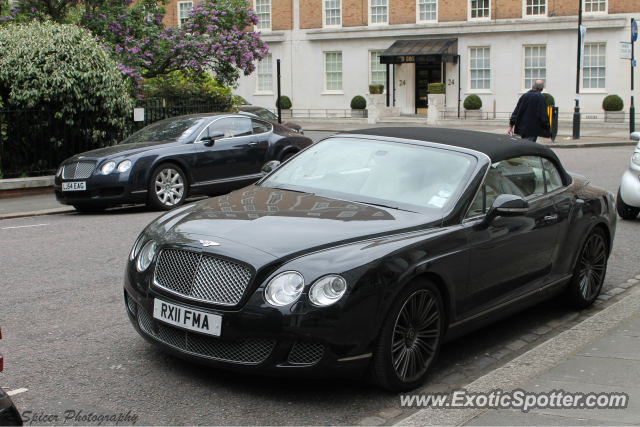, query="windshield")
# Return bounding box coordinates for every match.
[253,109,278,121]
[120,117,207,144]
[260,138,476,213]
